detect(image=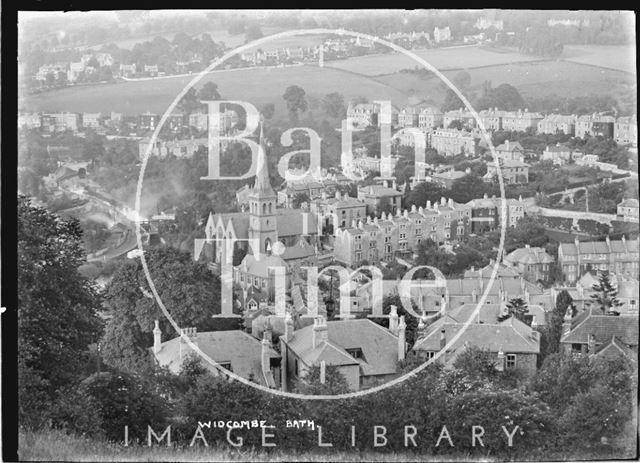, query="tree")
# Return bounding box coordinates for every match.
[282,85,308,122]
[292,192,310,208]
[77,370,169,441]
[178,87,200,115]
[476,83,526,111]
[447,119,464,130]
[503,297,529,323]
[261,103,275,120]
[101,247,223,372]
[448,174,496,203]
[18,196,103,425]
[322,92,346,119]
[293,364,351,395]
[198,81,221,101]
[540,290,574,364]
[453,70,471,90]
[441,88,464,112]
[590,271,622,315]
